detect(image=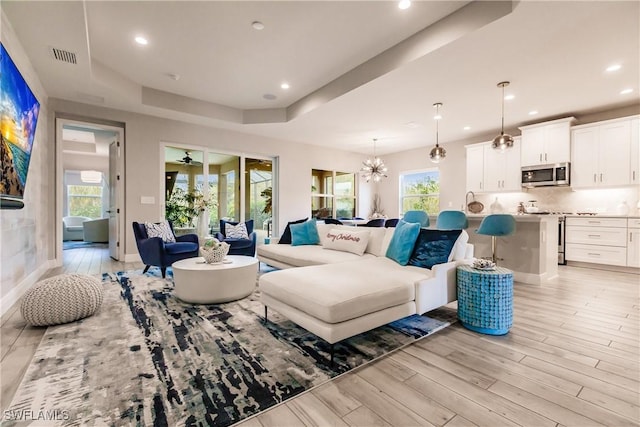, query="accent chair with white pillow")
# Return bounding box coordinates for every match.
[132,220,199,278]
[215,219,257,257]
